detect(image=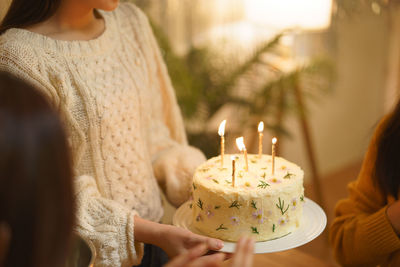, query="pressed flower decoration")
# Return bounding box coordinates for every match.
[205,205,214,218]
[230,216,240,225]
[252,209,265,223]
[278,217,288,226]
[291,198,298,210]
[269,178,281,184]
